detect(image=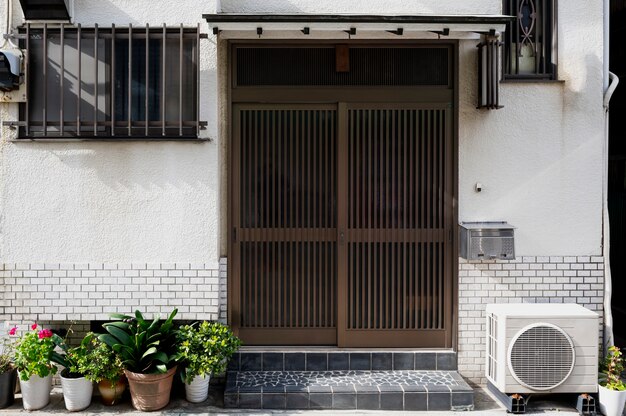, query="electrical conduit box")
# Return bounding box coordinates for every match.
[459,221,515,260]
